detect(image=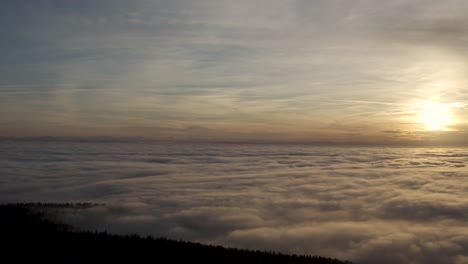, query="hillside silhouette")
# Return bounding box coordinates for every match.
[1,203,354,264]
